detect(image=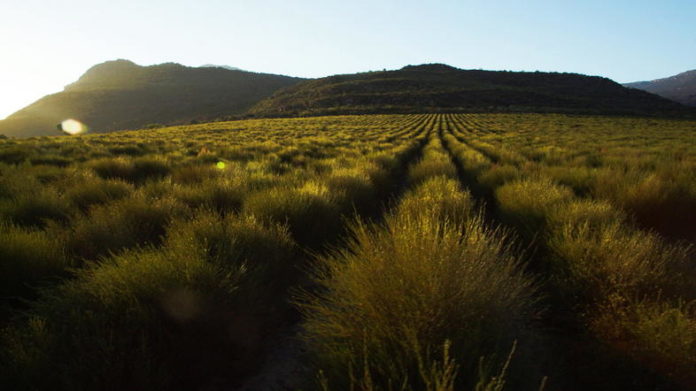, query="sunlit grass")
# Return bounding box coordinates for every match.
[299,203,536,390]
[0,113,694,390]
[68,194,185,261]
